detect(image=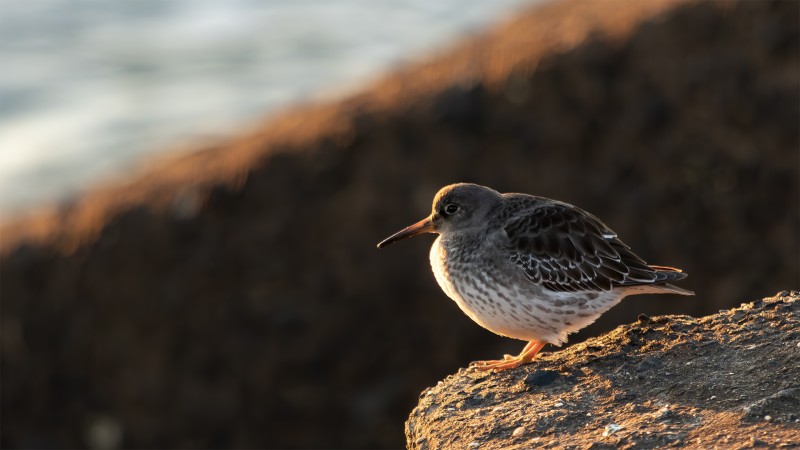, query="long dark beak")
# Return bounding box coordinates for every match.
[376,216,435,249]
